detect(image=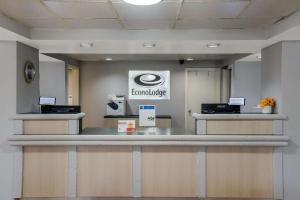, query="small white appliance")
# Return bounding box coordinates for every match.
[106,95,126,116]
